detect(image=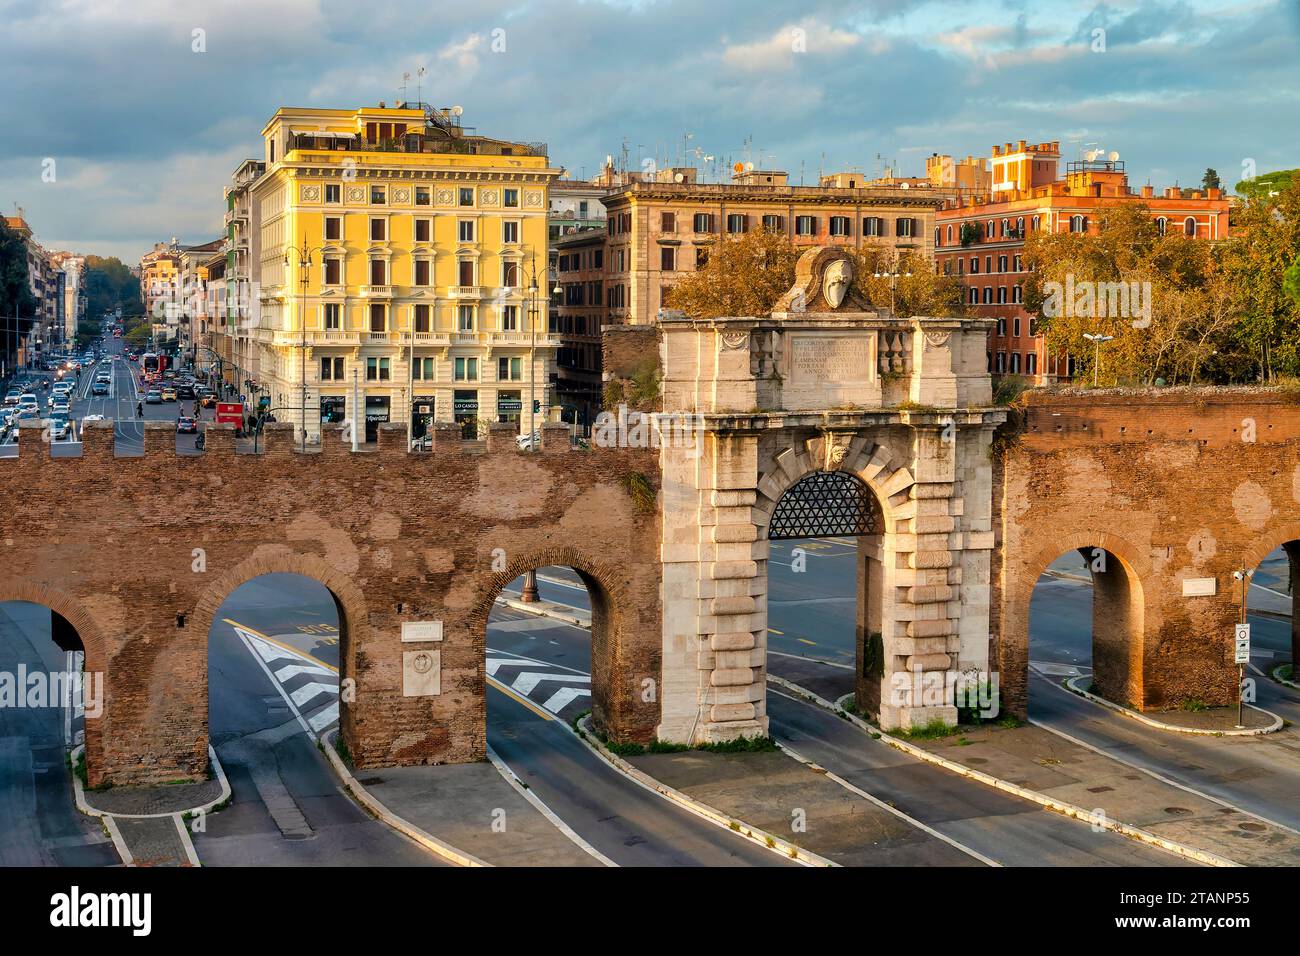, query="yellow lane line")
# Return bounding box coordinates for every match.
[768,627,784,635]
[796,638,816,646]
[486,675,554,721]
[222,617,339,673]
